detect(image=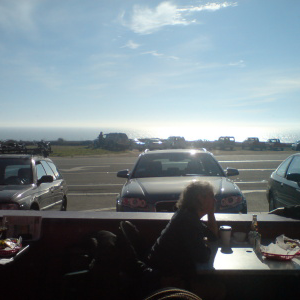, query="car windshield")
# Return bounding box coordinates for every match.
[0,158,33,185]
[131,153,224,178]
